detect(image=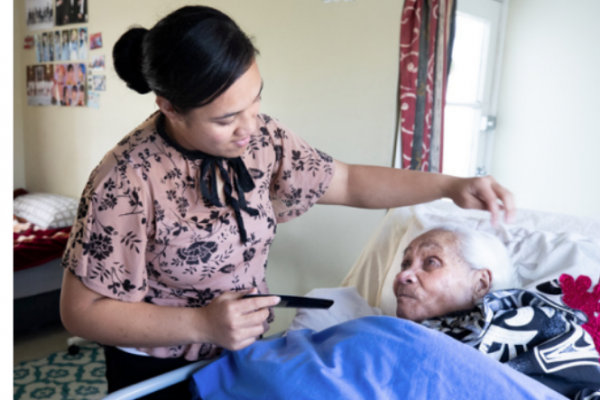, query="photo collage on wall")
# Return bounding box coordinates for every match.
[34,27,87,63]
[26,0,104,108]
[27,63,86,107]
